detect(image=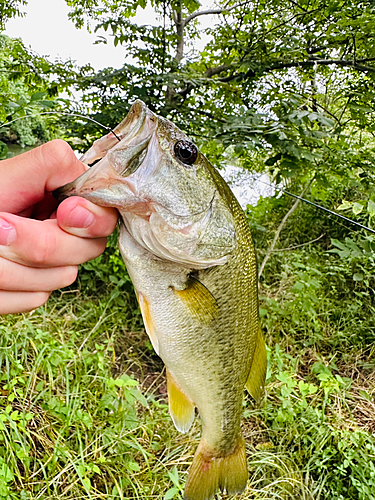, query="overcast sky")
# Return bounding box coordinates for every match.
[5,0,213,70]
[5,0,156,69]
